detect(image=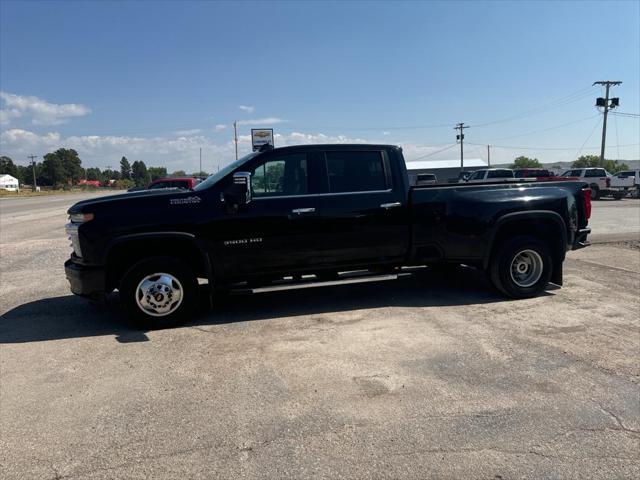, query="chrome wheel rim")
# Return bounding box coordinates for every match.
[509,249,543,288]
[135,273,183,317]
